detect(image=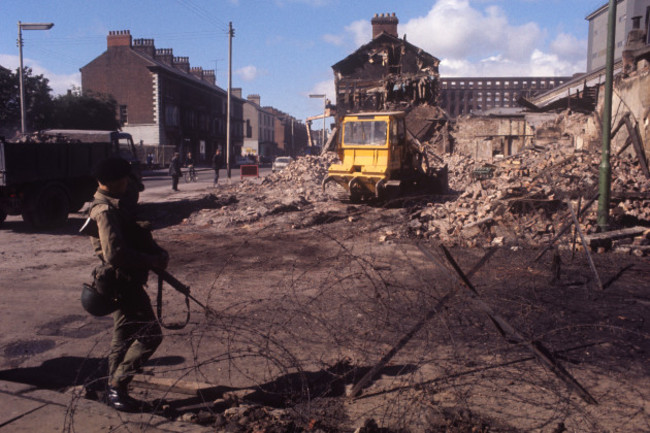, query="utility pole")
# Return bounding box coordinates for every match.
[226,22,234,180]
[17,21,53,135]
[598,0,617,231]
